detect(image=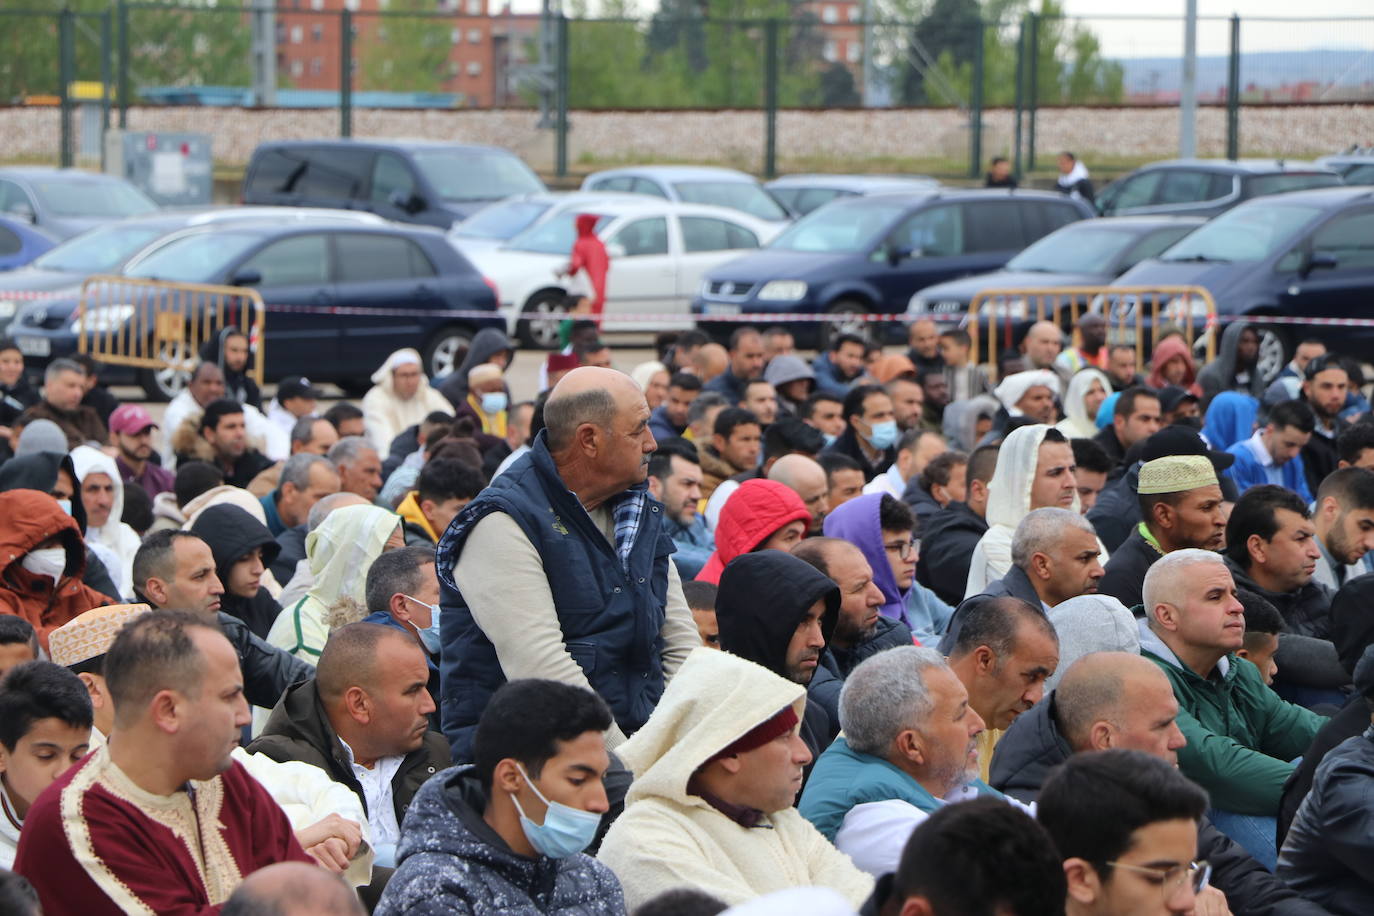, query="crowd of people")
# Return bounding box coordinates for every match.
[1,312,1374,914]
